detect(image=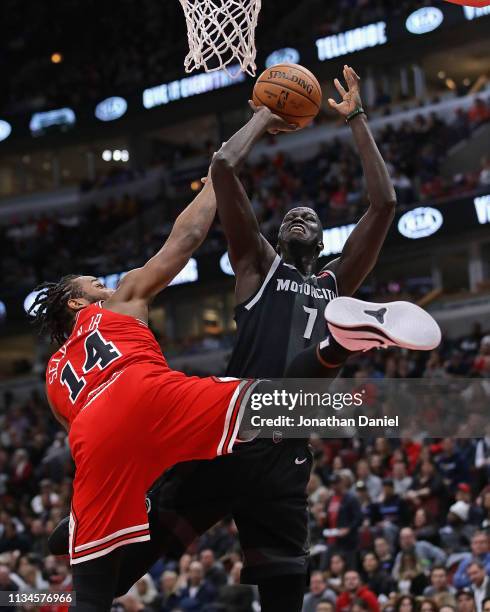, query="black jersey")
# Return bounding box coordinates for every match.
[226,255,339,378]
